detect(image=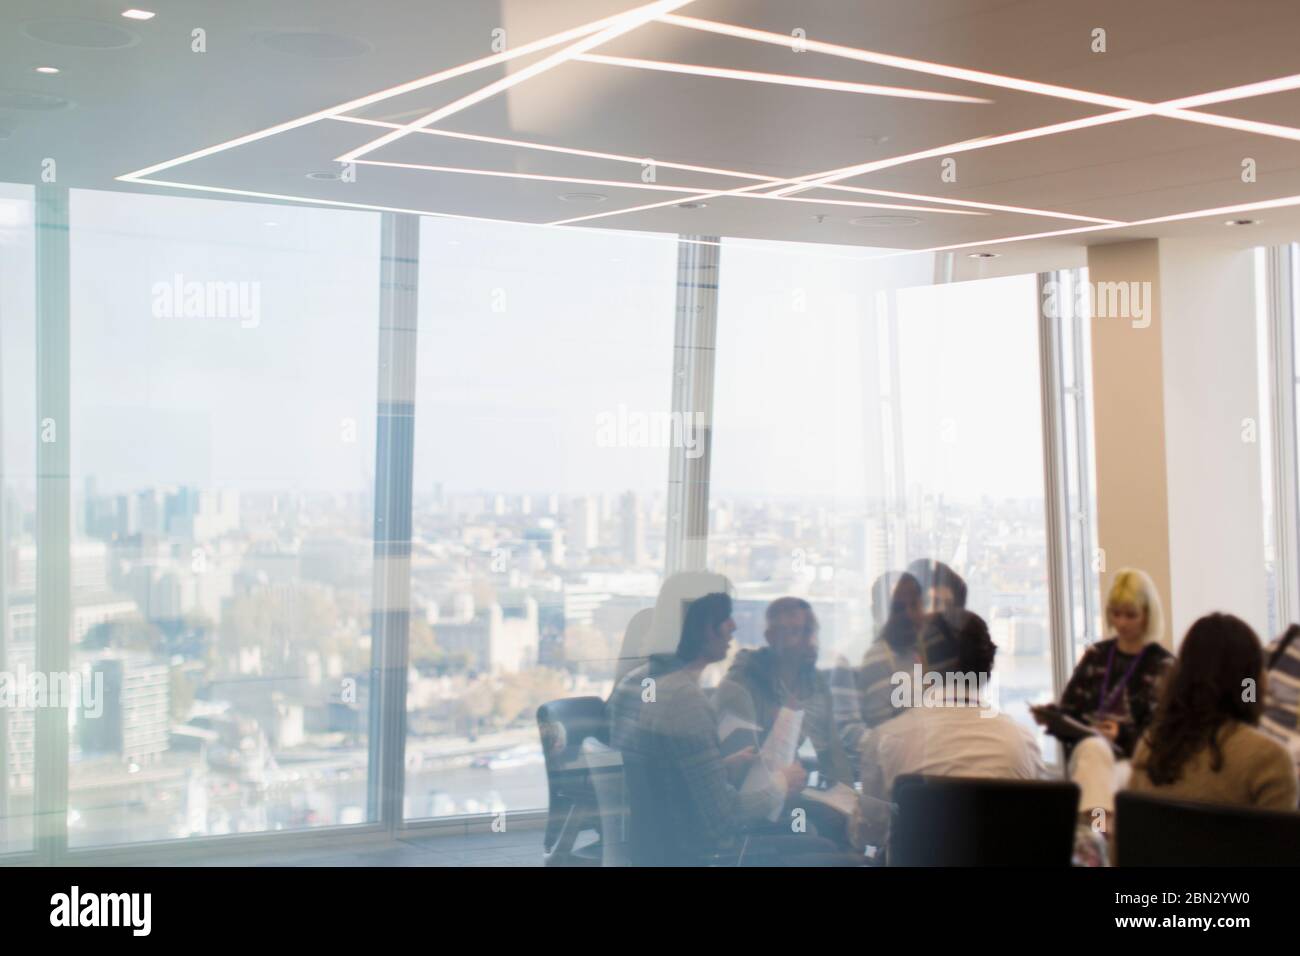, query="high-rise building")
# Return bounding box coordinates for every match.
[565,495,599,552]
[79,653,170,764]
[620,491,645,567]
